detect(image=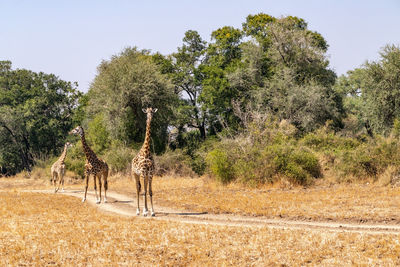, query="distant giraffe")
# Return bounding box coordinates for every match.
[70,126,109,204]
[51,142,72,193]
[132,107,157,216]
